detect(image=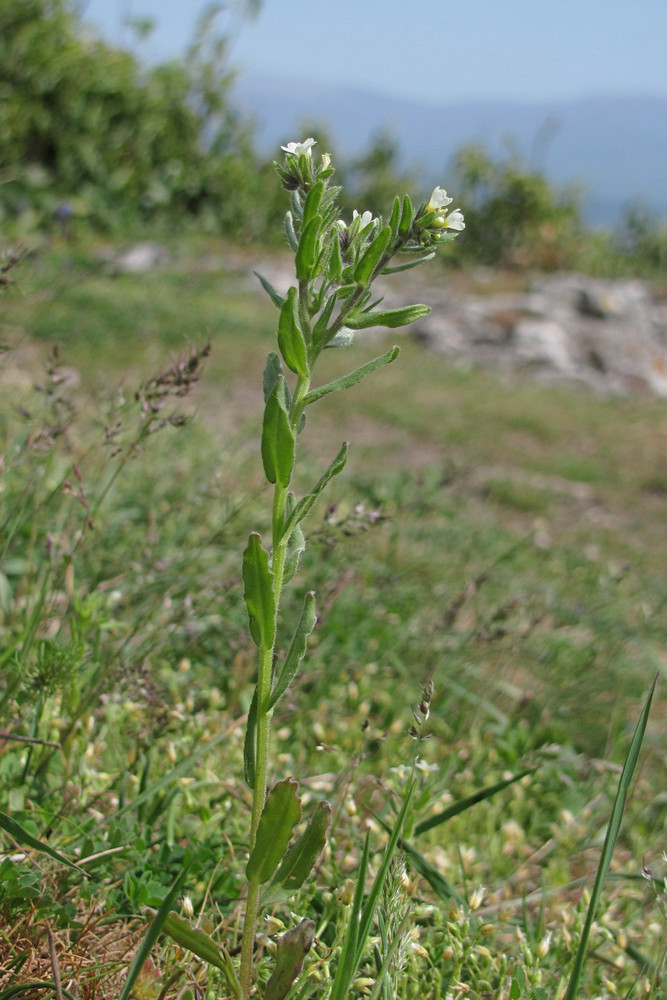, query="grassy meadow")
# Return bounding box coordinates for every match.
[1,242,665,999]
